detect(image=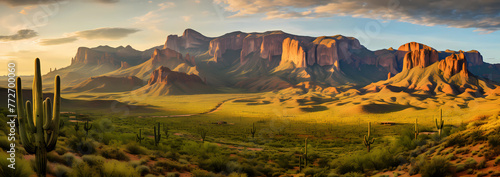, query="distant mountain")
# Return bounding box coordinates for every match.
[46,29,500,95]
[64,76,144,93]
[134,66,214,95]
[364,50,498,97]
